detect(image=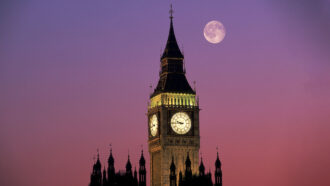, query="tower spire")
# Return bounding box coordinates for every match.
[170,156,177,186]
[161,4,184,60]
[199,155,205,176]
[215,147,222,186]
[151,5,194,97]
[107,144,115,185]
[169,4,174,20]
[139,149,146,186]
